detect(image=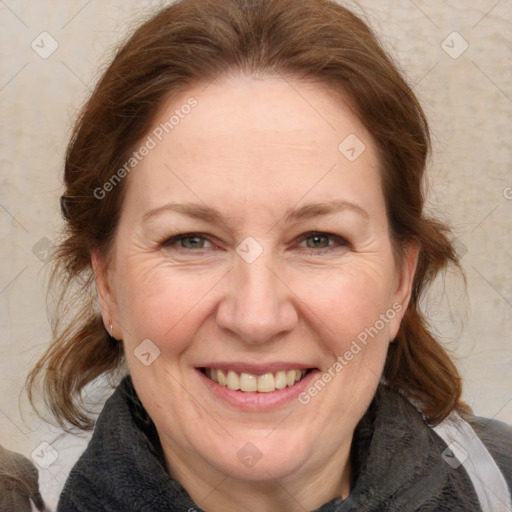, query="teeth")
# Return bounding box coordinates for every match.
[206,368,307,393]
[257,373,275,393]
[240,372,257,392]
[275,370,287,390]
[227,370,240,391]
